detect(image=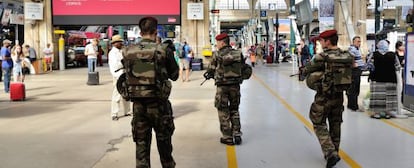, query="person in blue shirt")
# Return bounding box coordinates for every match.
[1,39,13,93]
[179,41,192,82]
[346,36,365,112]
